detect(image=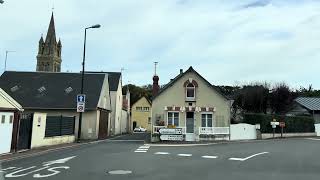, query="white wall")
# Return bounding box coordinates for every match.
[315,124,320,136]
[230,123,257,140]
[0,112,14,154]
[121,110,128,133]
[30,112,75,148]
